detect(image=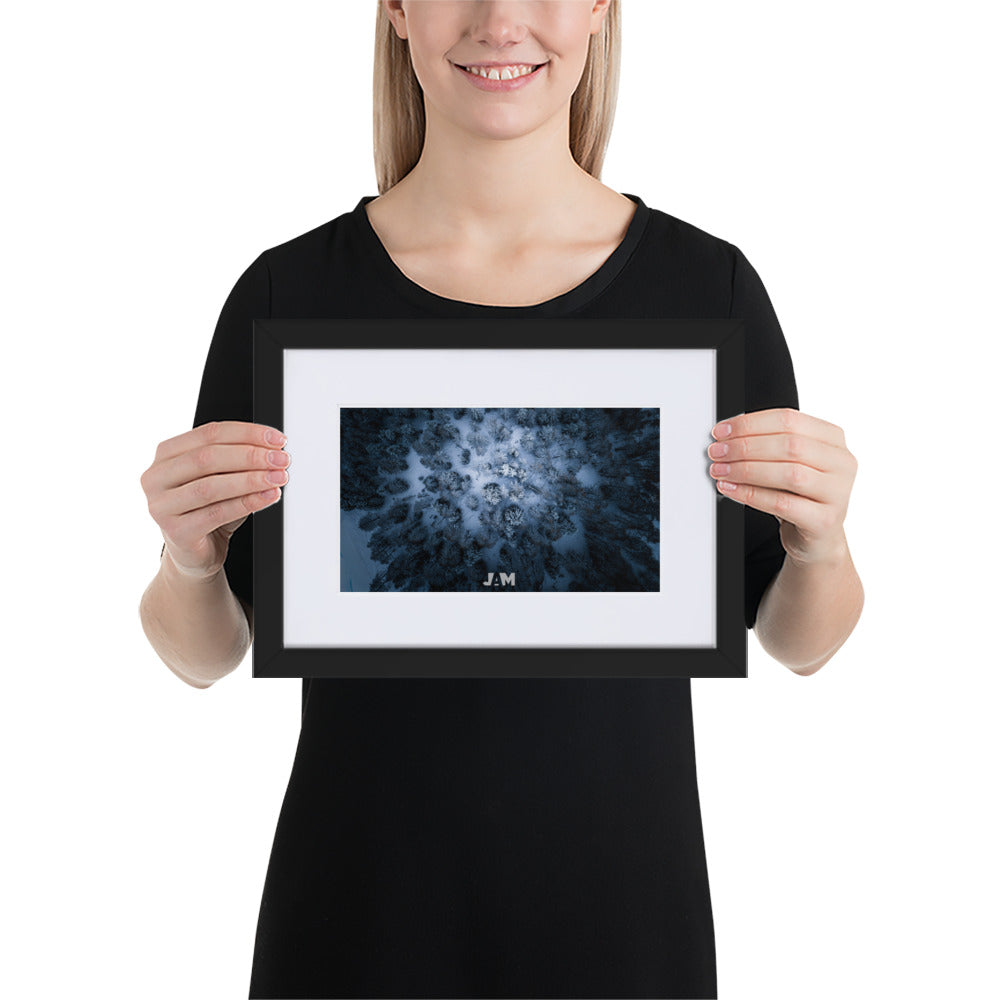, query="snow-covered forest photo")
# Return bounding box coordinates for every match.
[340,407,660,592]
